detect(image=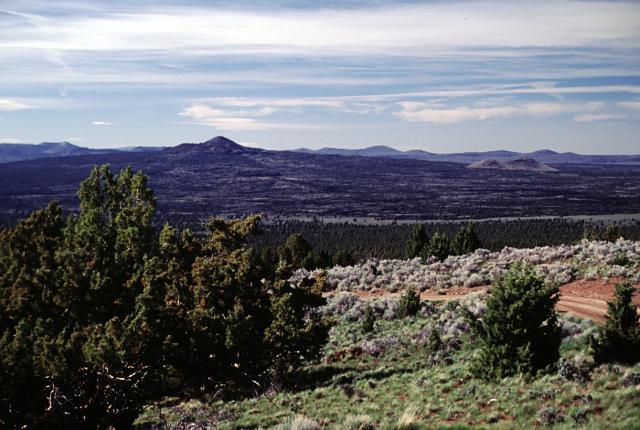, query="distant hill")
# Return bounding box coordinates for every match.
[467,158,559,173]
[167,136,263,155]
[0,141,161,164]
[295,146,640,165]
[1,136,639,224]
